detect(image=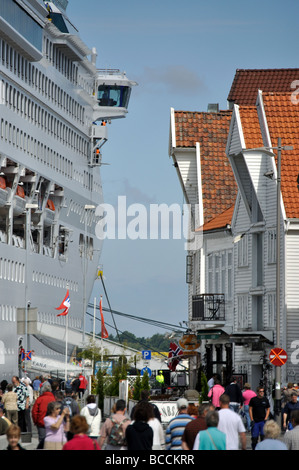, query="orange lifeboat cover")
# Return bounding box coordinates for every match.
[0,177,6,189]
[47,199,55,211]
[16,185,25,198]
